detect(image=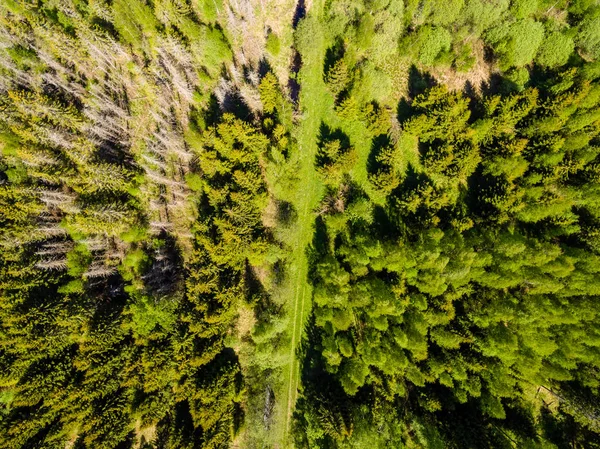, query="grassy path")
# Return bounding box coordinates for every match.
[276,96,327,443]
[275,3,330,445]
